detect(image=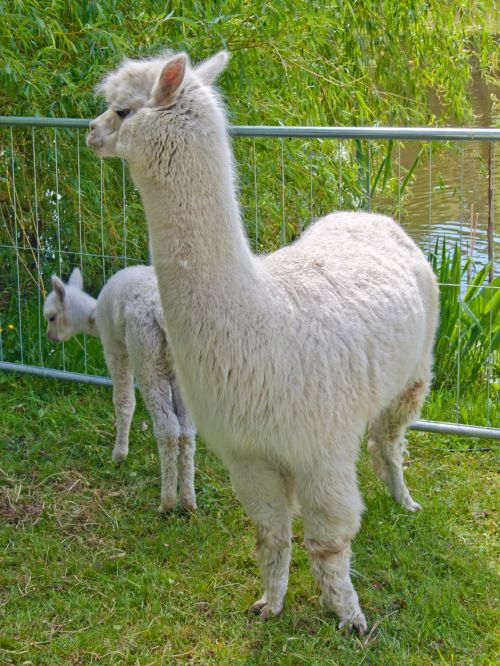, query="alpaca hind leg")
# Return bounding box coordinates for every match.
[298,464,367,635]
[171,380,197,512]
[154,414,181,513]
[228,456,292,618]
[105,349,135,463]
[177,434,196,512]
[136,374,181,513]
[368,379,428,512]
